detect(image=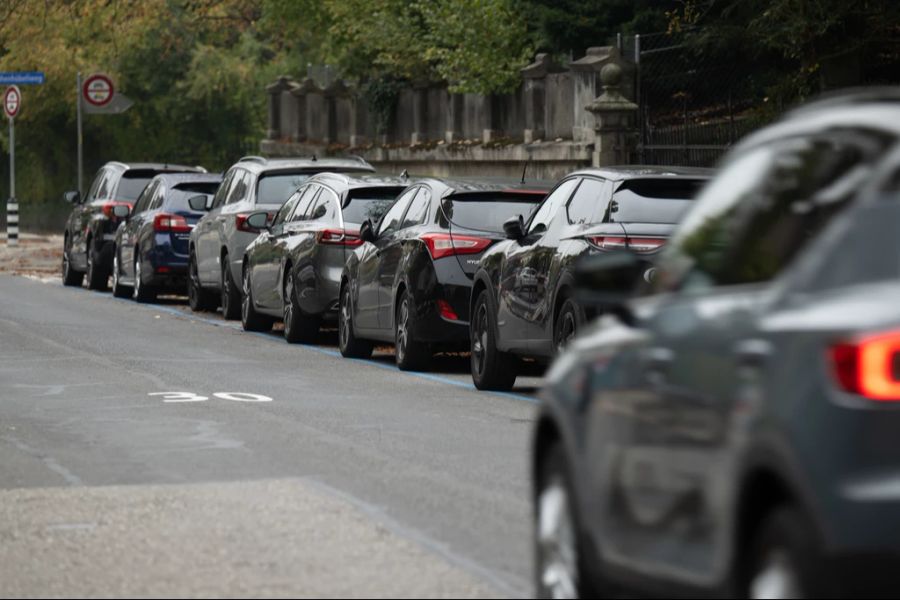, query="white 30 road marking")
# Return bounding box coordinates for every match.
[149,391,273,403]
